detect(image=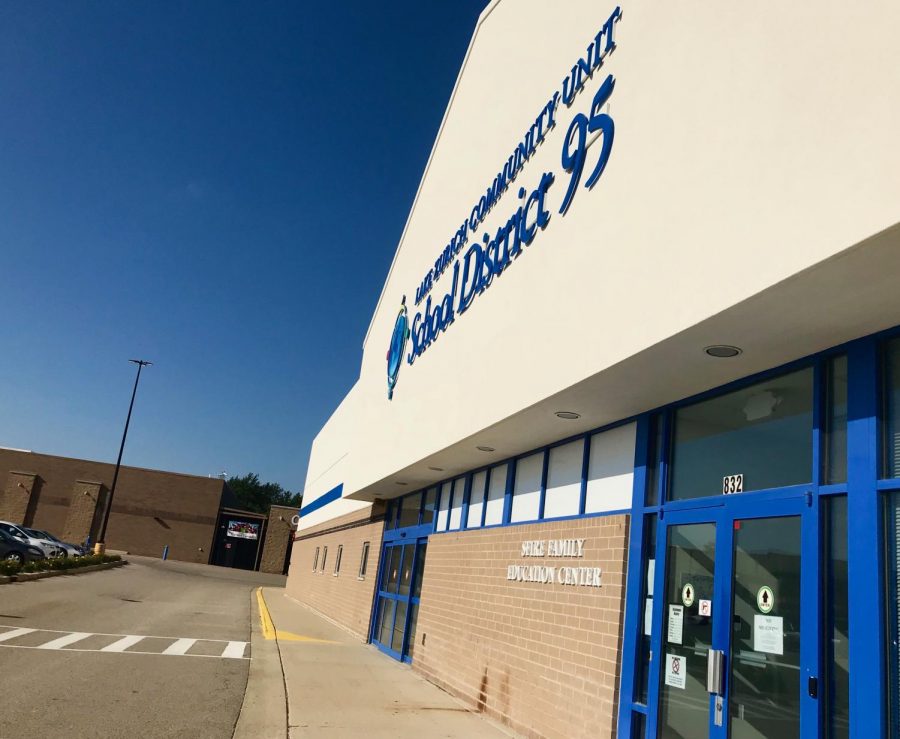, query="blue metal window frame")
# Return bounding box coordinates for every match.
[373,326,900,736]
[617,331,892,738]
[371,538,427,664]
